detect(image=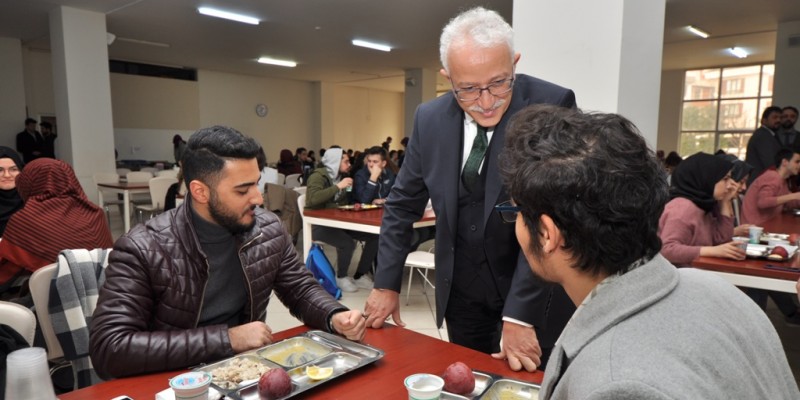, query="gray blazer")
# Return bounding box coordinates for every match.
[374,74,576,345]
[541,255,799,399]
